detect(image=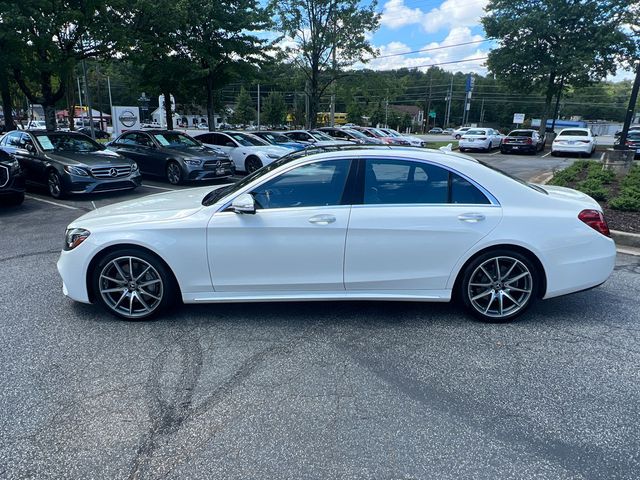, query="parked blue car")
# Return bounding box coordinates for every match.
[252,131,306,151]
